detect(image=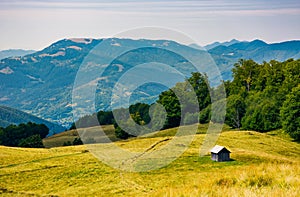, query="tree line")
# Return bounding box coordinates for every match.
[72,59,299,141]
[0,122,49,148]
[225,59,299,140]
